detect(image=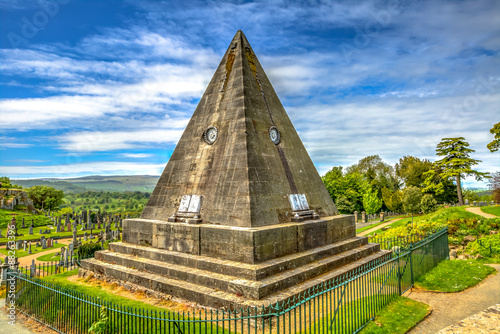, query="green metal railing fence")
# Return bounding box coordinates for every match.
[5,228,448,334]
